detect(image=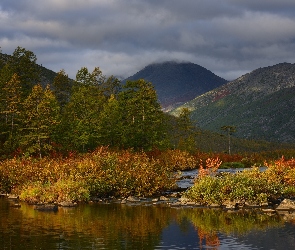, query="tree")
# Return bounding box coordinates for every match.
[221,125,236,154]
[99,94,123,147]
[0,73,22,152]
[60,67,107,152]
[100,75,121,98]
[174,108,197,152]
[75,67,105,87]
[52,69,72,111]
[118,79,166,150]
[6,47,40,98]
[21,84,60,158]
[75,66,122,98]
